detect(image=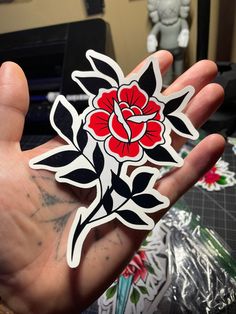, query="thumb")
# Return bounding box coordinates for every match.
[0,62,29,143]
